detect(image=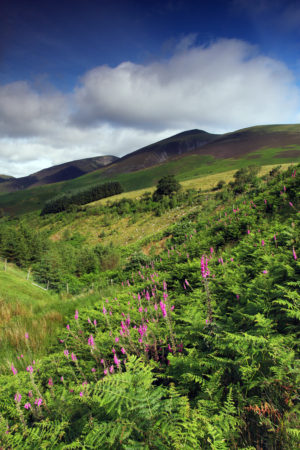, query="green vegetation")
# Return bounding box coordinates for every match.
[0,164,299,448]
[1,144,299,215]
[41,181,123,215]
